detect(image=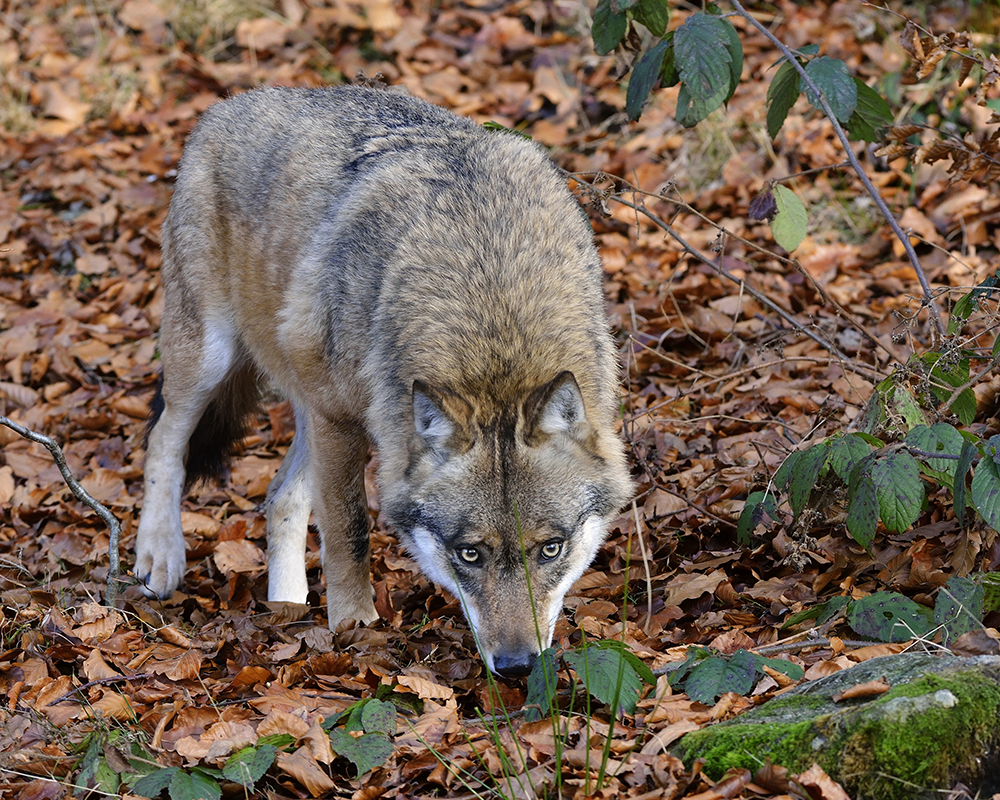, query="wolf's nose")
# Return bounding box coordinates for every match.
[493,652,536,678]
